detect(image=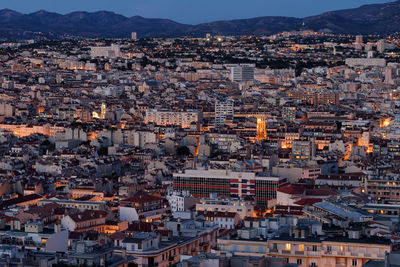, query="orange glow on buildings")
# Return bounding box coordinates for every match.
[195,137,200,156]
[0,124,64,138]
[344,143,352,161]
[88,131,99,141]
[380,118,391,128]
[281,142,288,149]
[357,137,363,147]
[37,104,45,114]
[256,118,267,141]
